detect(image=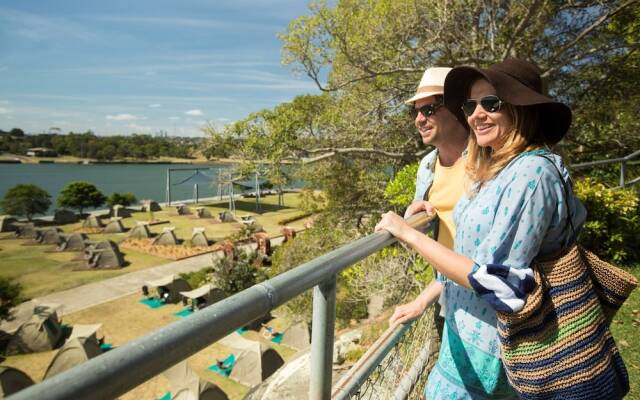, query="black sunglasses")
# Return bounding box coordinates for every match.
[410,101,444,119]
[461,95,504,117]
